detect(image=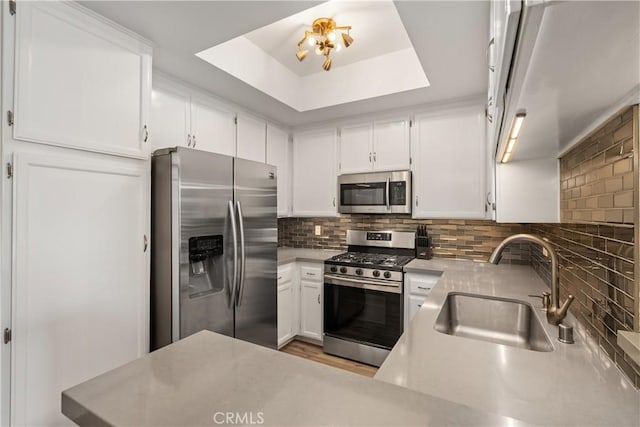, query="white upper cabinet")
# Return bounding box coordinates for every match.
[338,118,410,174]
[412,106,487,219]
[13,2,152,159]
[292,129,338,217]
[266,124,291,217]
[339,124,373,174]
[190,98,236,156]
[150,84,191,152]
[372,118,411,171]
[237,113,266,163]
